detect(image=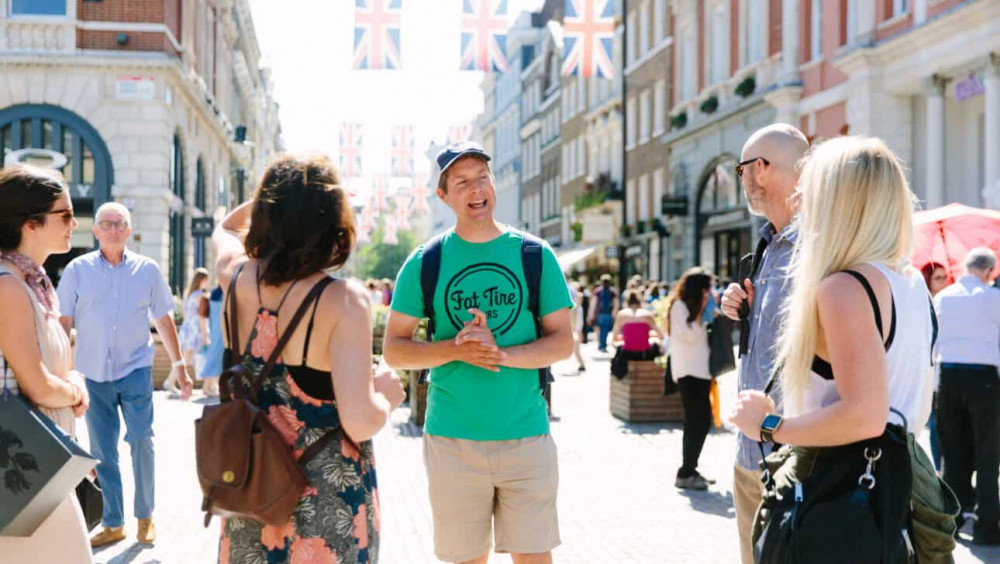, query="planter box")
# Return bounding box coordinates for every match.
[609,360,684,422]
